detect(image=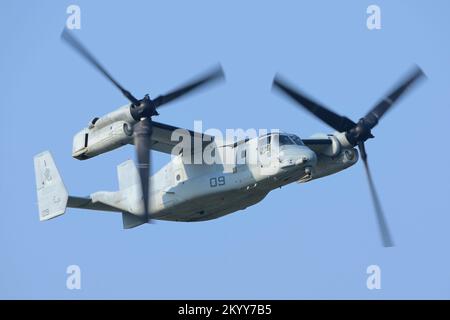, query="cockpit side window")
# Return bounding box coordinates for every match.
[258,135,271,154]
